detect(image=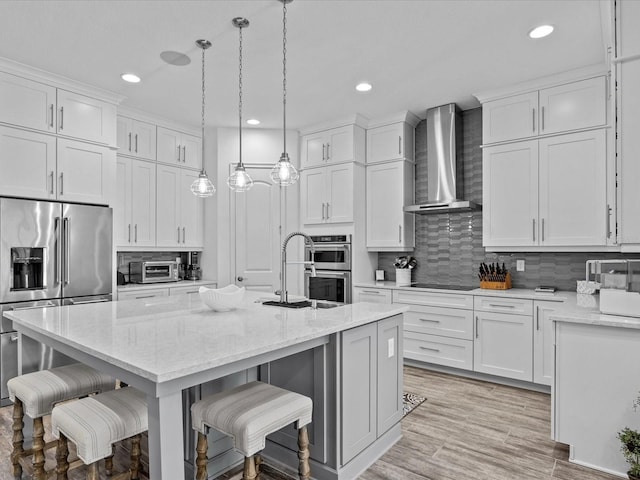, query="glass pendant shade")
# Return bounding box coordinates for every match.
[270,153,299,186]
[191,171,215,197]
[227,164,254,192]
